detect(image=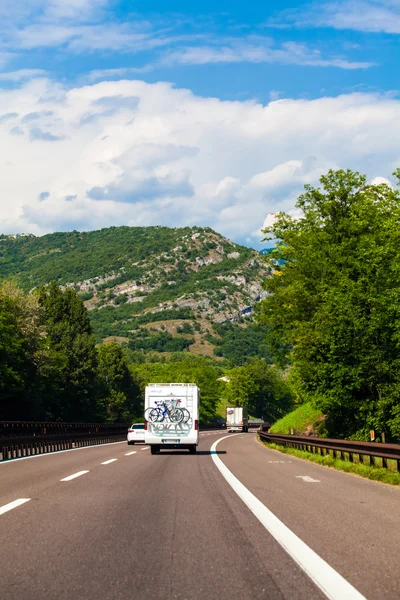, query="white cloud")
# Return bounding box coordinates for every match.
[44,0,109,21]
[87,66,154,82]
[1,79,400,243]
[0,69,47,82]
[0,0,109,24]
[163,38,374,69]
[269,1,400,34]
